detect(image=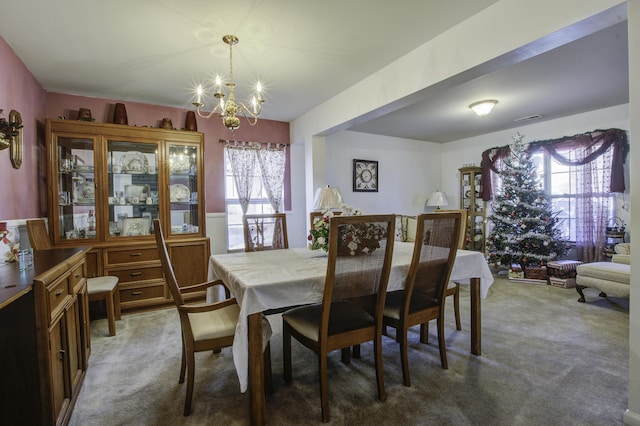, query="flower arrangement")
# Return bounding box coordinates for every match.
[308,208,386,255]
[1,227,20,263]
[308,211,338,252]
